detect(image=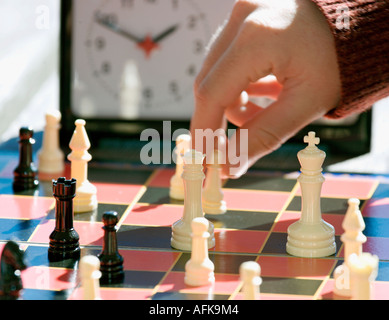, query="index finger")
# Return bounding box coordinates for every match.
[190,25,272,155]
